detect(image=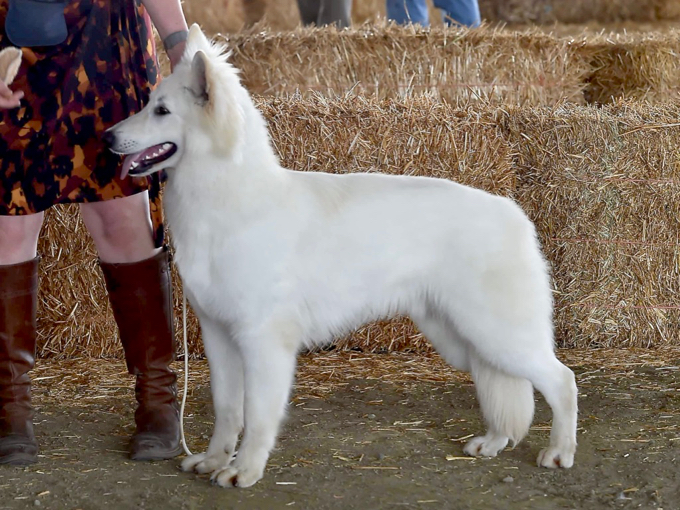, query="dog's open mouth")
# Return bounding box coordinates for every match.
[121,143,177,178]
